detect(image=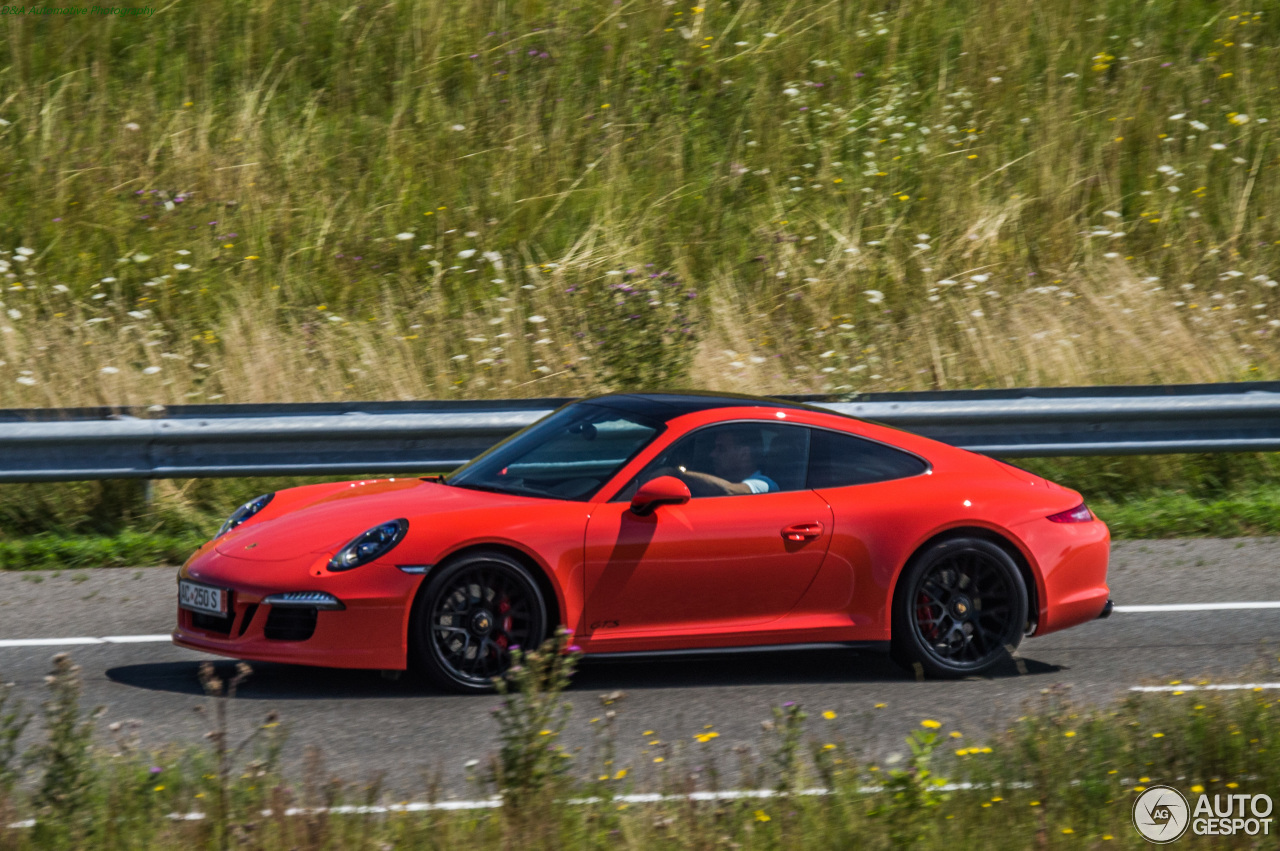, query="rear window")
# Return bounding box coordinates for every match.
[806,429,928,489]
